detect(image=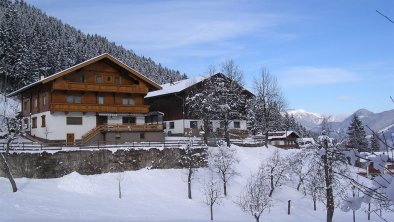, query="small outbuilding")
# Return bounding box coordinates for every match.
[268,131,300,148]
